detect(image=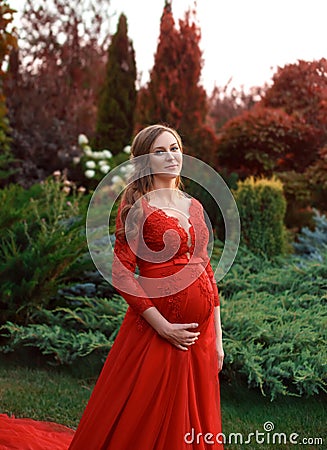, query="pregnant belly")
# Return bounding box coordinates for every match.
[140,264,214,327]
